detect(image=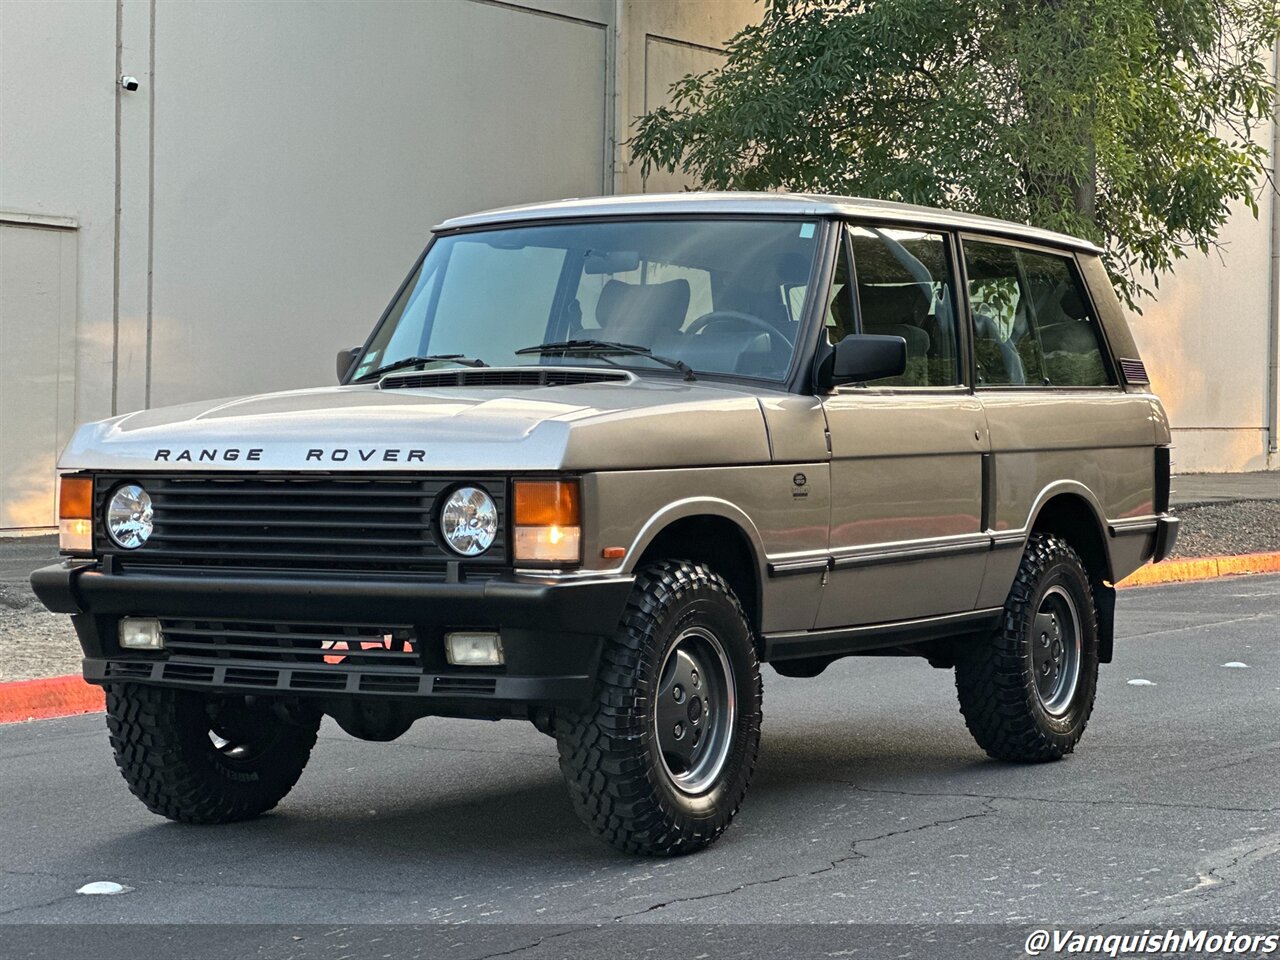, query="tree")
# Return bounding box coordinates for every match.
[631,0,1280,308]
